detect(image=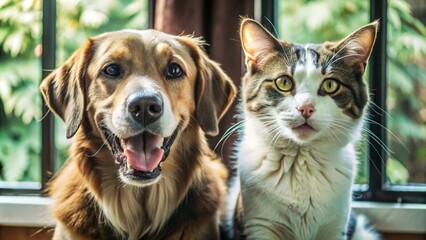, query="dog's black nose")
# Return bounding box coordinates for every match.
[127,92,164,125]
